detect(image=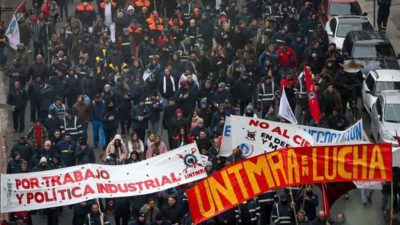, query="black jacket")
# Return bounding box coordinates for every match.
[7,88,28,110]
[161,203,184,224]
[130,105,151,130]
